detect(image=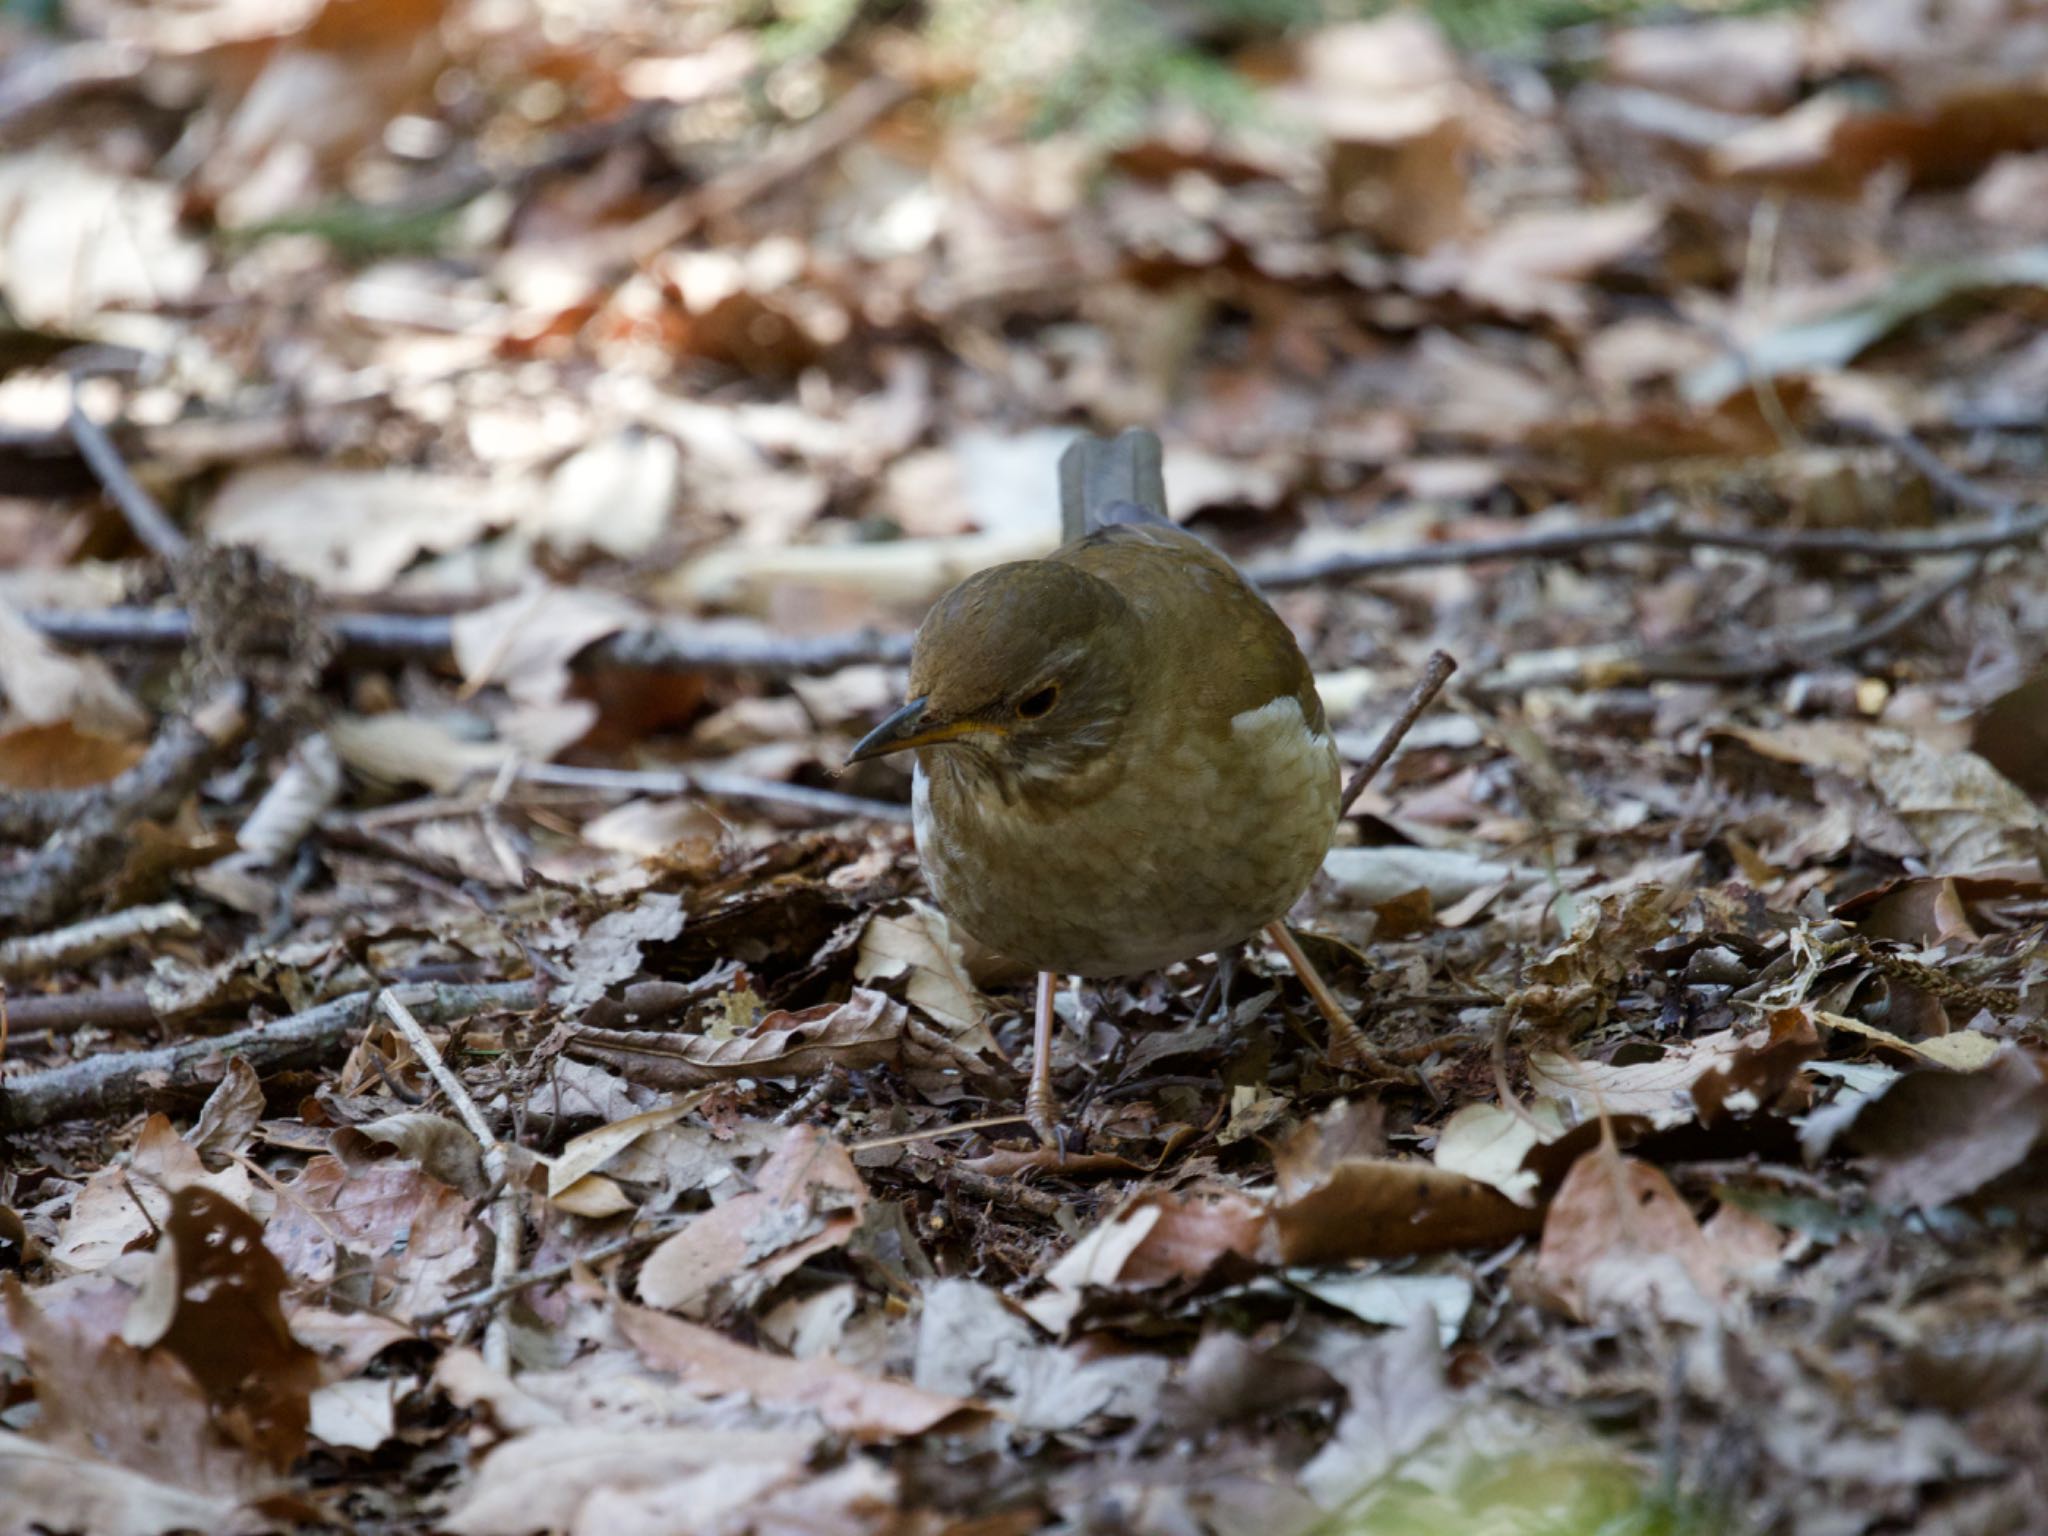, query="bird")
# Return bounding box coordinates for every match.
[847,427,1373,1144]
